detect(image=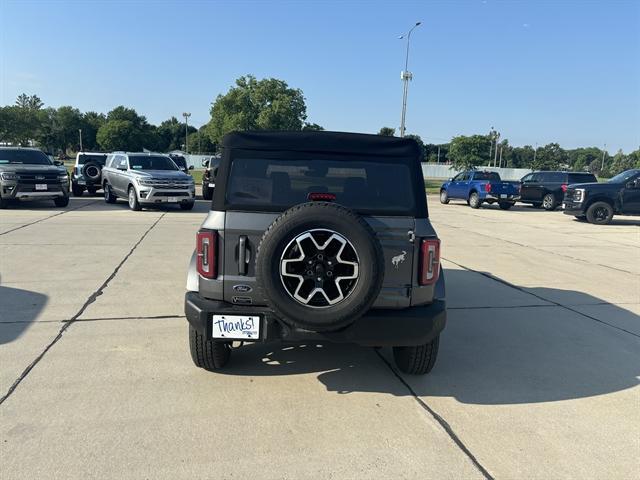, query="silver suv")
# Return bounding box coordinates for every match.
[102,152,195,210]
[0,147,70,208]
[185,131,446,375]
